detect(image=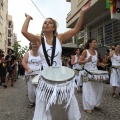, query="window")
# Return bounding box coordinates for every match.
[88,19,120,46]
